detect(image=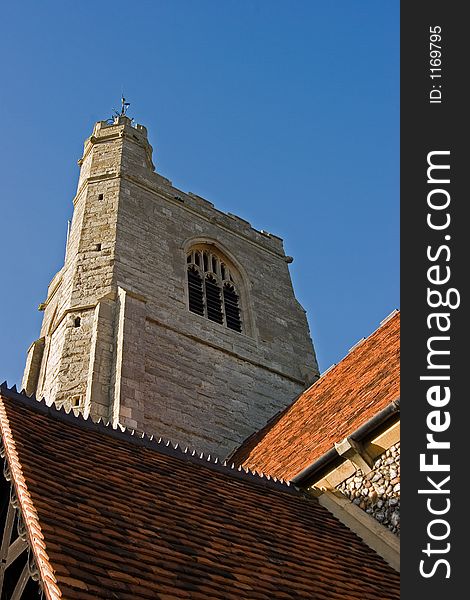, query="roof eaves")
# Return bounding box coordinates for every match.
[291,397,400,486]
